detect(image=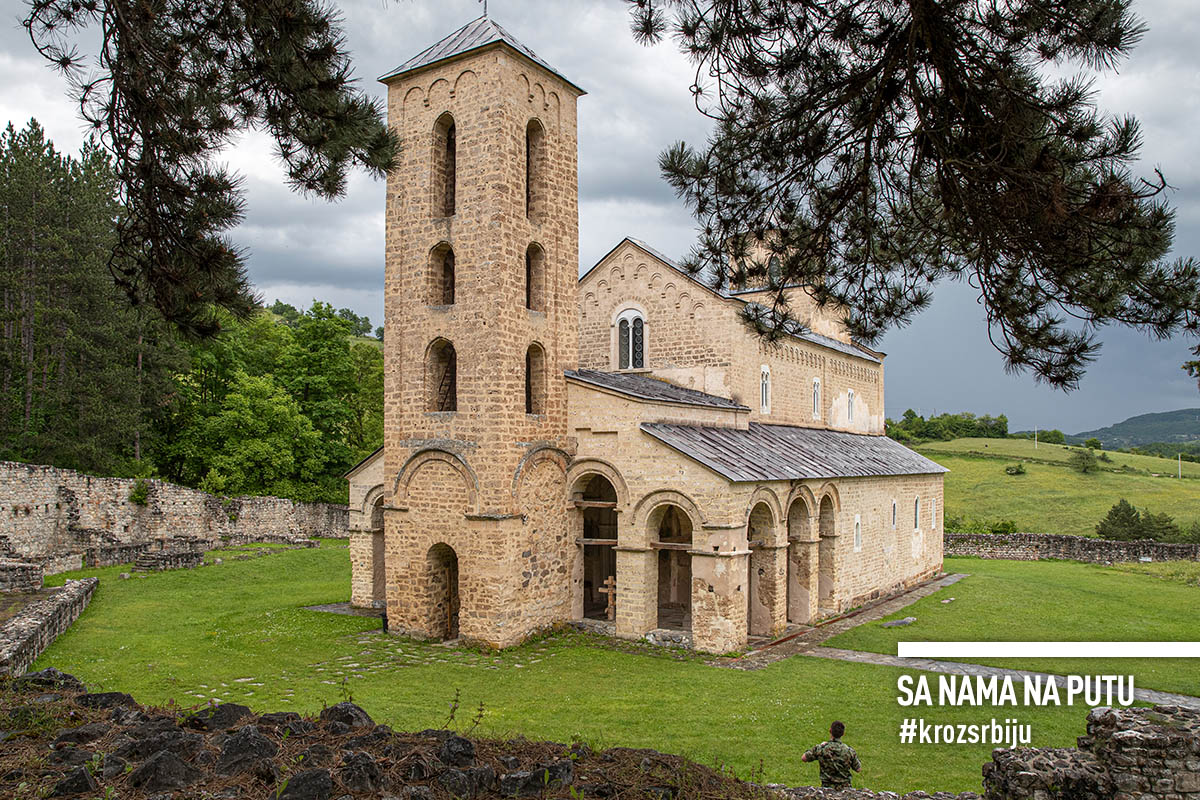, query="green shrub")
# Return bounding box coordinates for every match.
[1068,448,1099,474]
[1084,438,1102,450]
[128,479,150,506]
[1039,429,1066,444]
[1004,463,1026,476]
[1142,511,1182,543]
[946,514,1019,534]
[1096,499,1143,540]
